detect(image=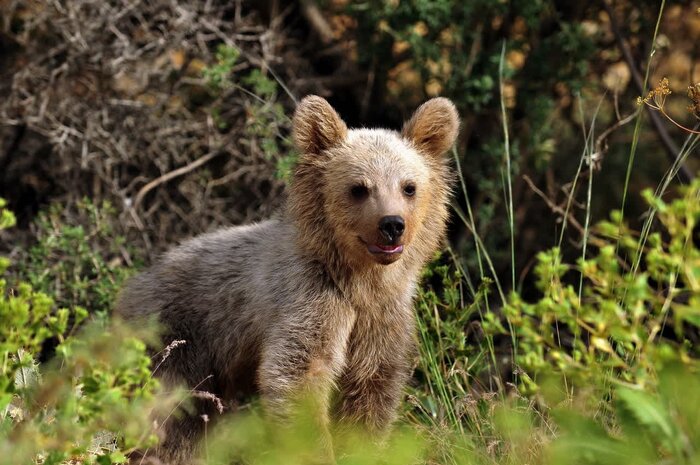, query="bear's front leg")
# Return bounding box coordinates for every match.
[258,347,337,464]
[334,314,417,433]
[334,356,413,433]
[256,304,355,464]
[258,341,337,421]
